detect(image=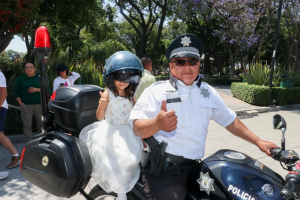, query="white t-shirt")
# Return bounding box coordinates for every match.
[53,72,80,93]
[0,72,8,109]
[129,75,236,160]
